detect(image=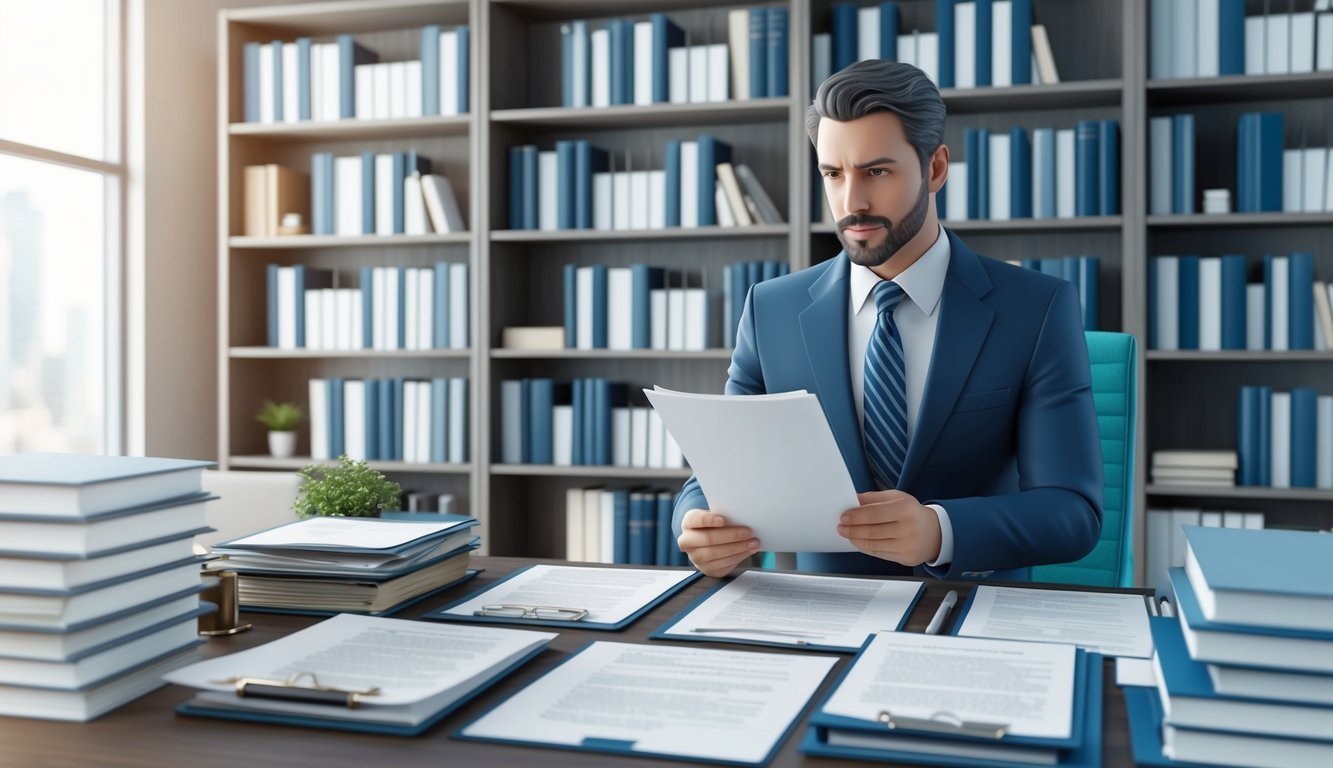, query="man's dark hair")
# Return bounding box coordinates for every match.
[805,60,947,171]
